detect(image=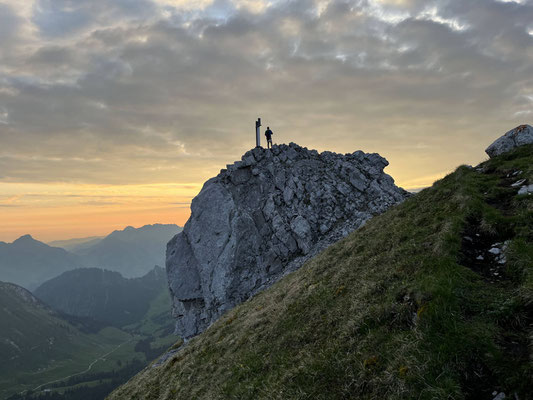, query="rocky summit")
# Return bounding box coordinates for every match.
[486,124,533,158]
[166,143,409,338]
